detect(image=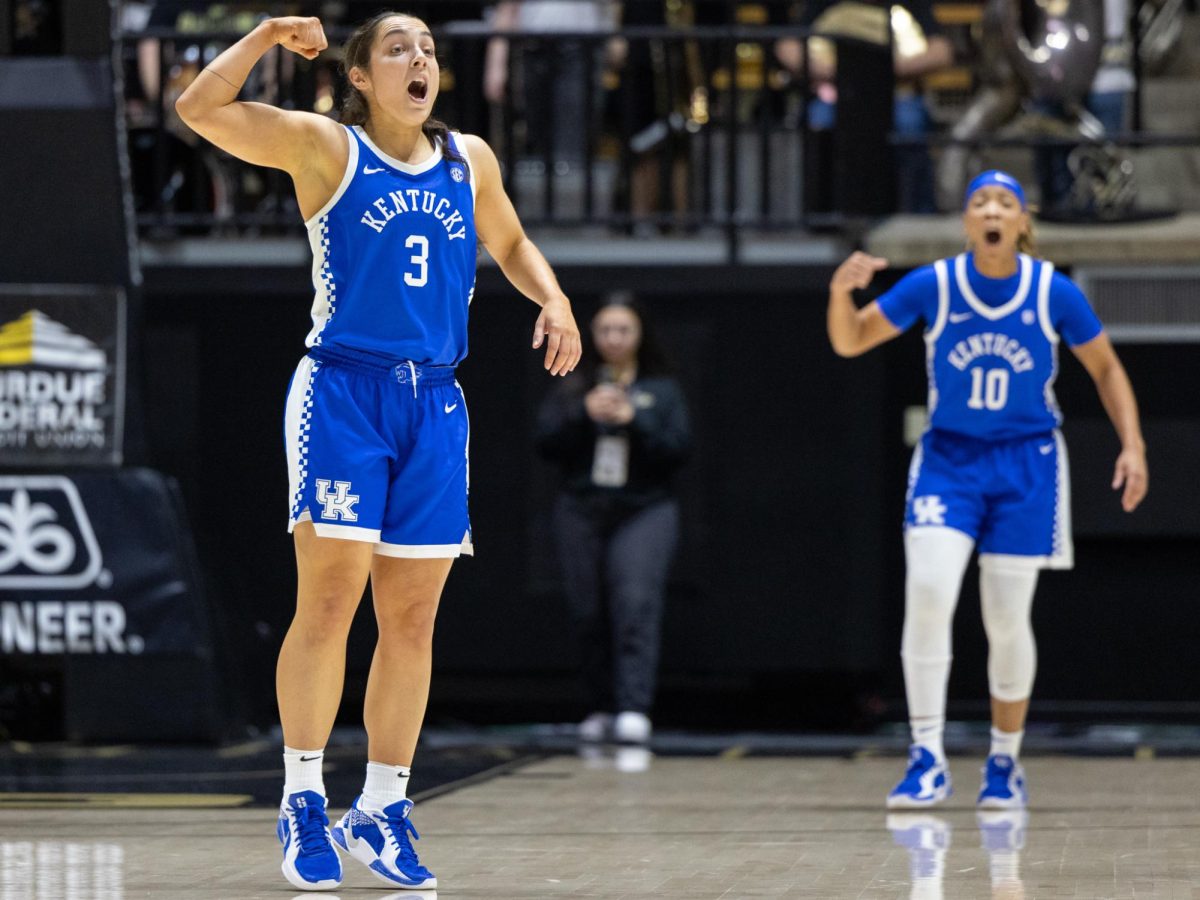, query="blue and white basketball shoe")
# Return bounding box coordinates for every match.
[887,745,953,809]
[331,796,437,889]
[976,754,1028,808]
[276,790,343,891]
